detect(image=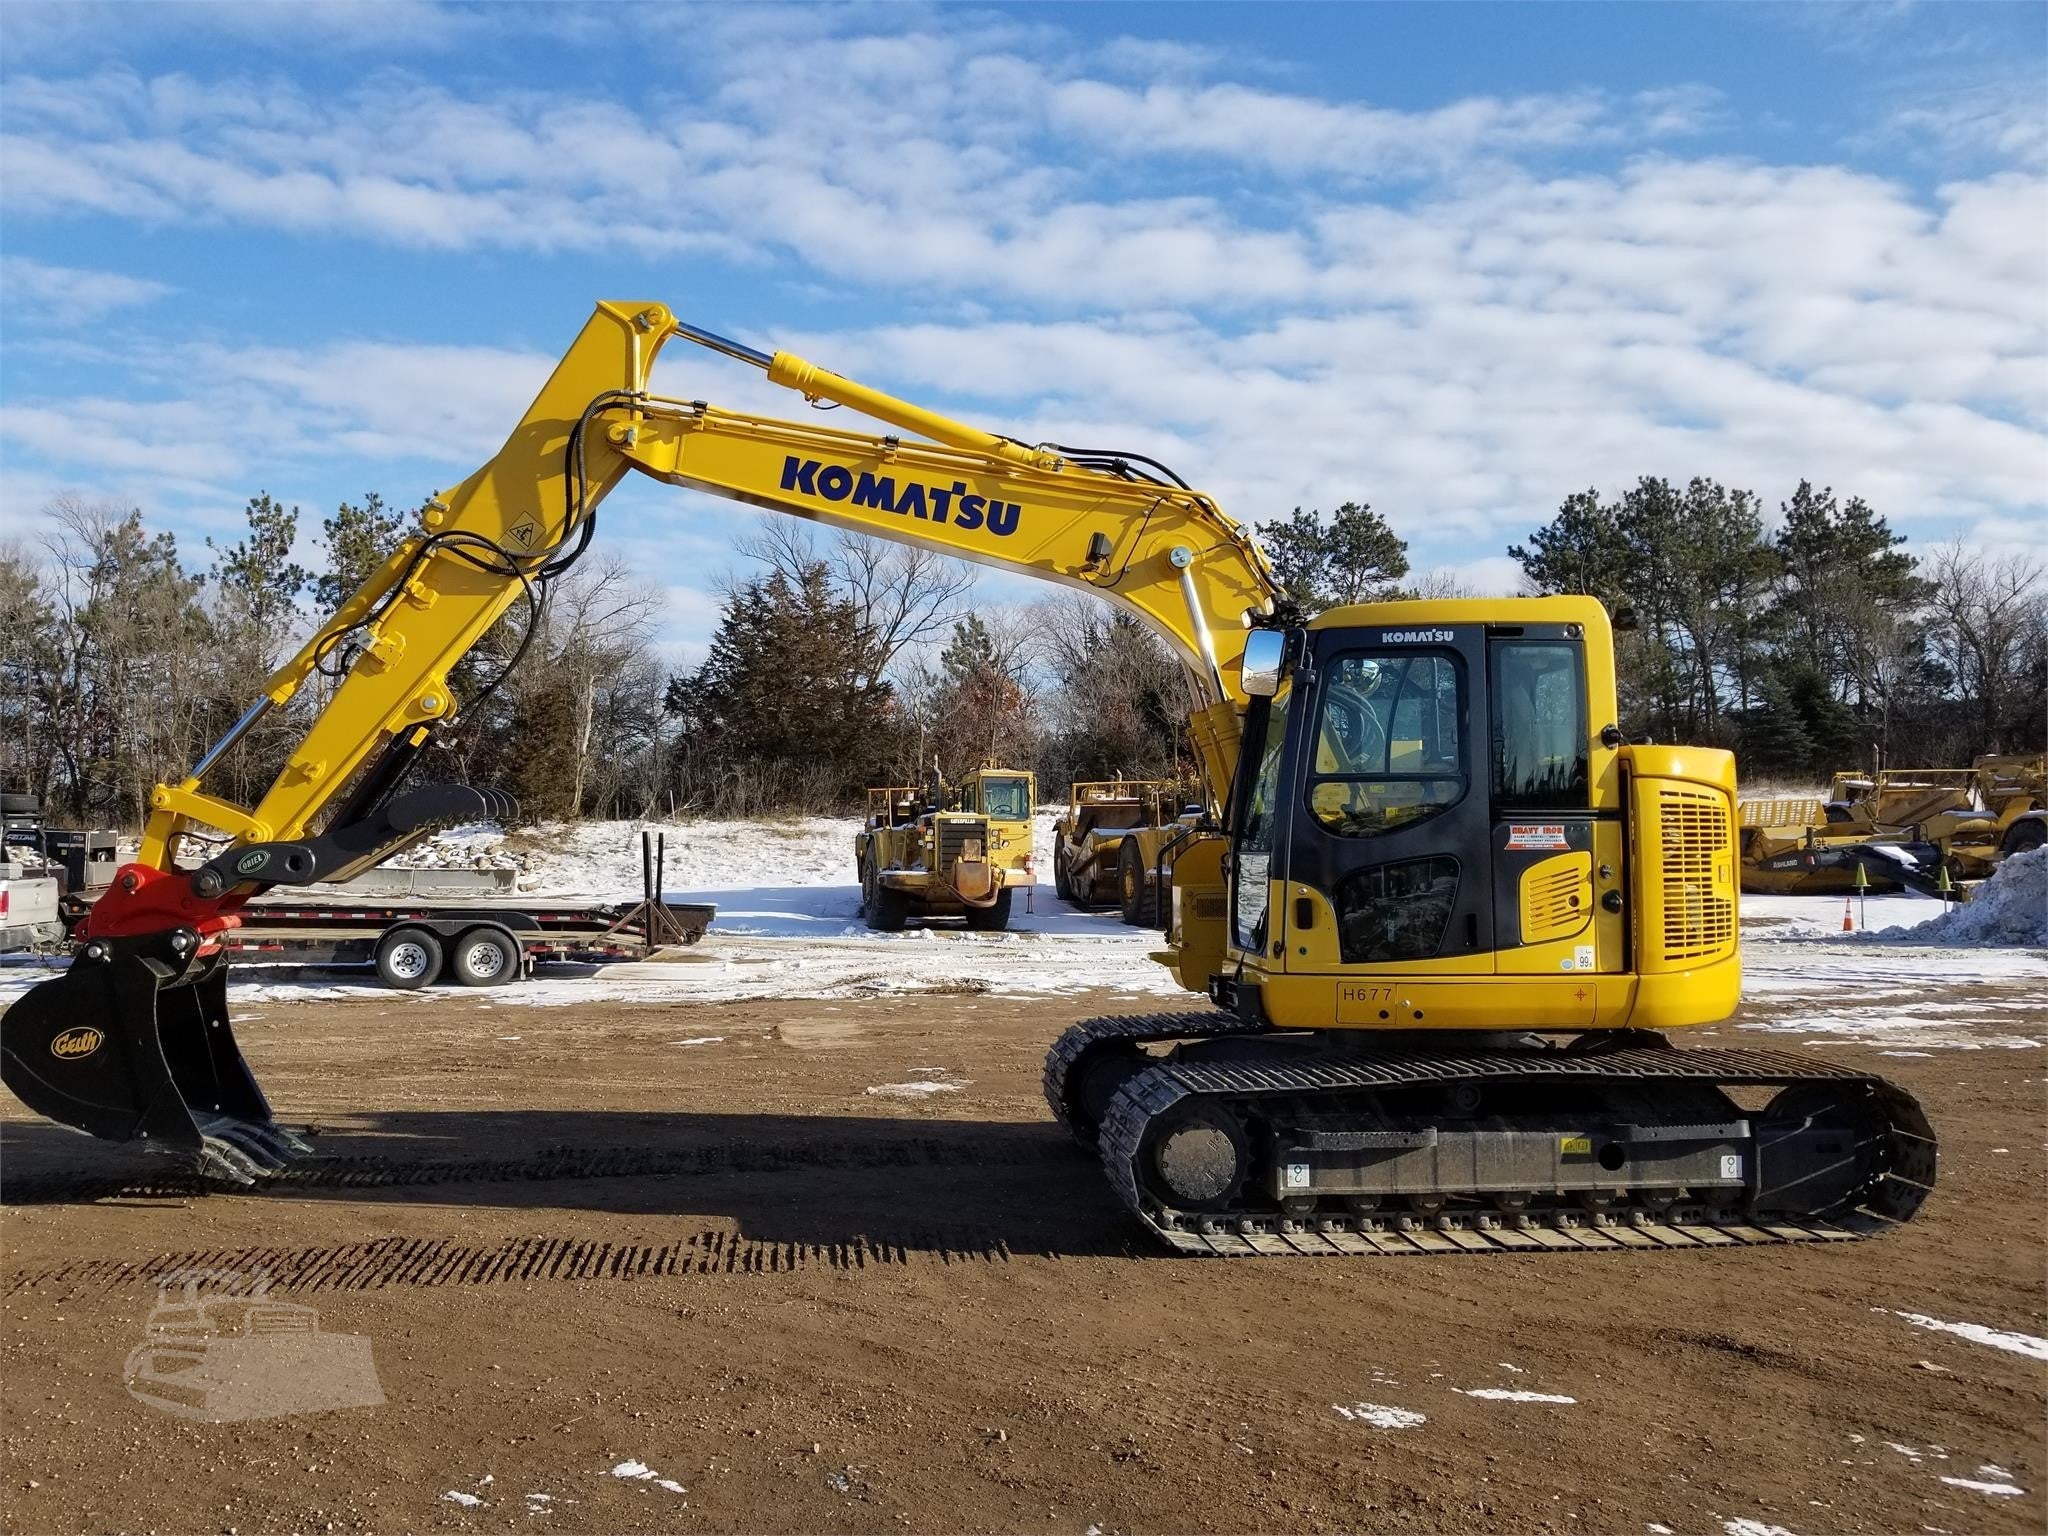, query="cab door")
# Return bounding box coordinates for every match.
[1487,628,1614,974]
[1263,624,1496,969]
